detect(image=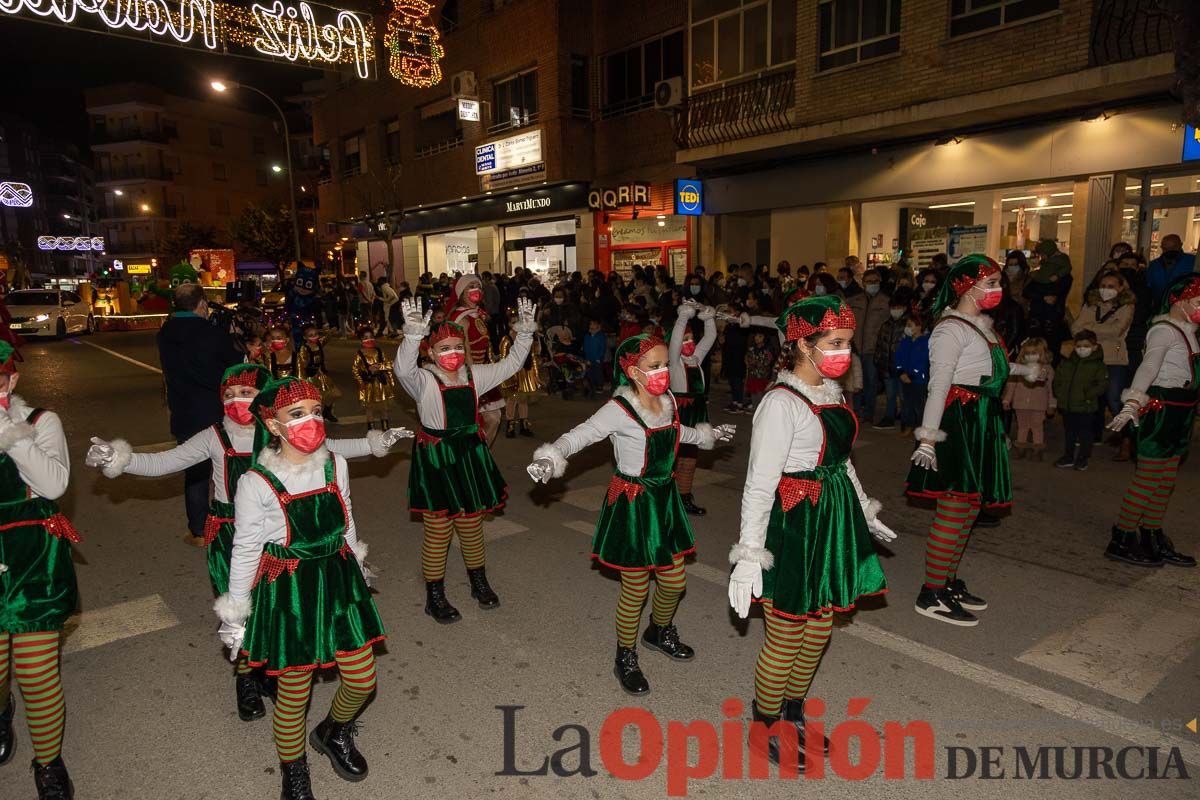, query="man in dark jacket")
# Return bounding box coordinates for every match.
[157,283,243,547]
